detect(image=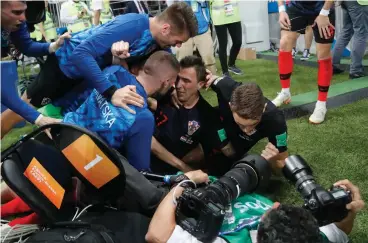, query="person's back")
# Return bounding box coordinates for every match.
[63,65,153,170]
[63,50,180,171]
